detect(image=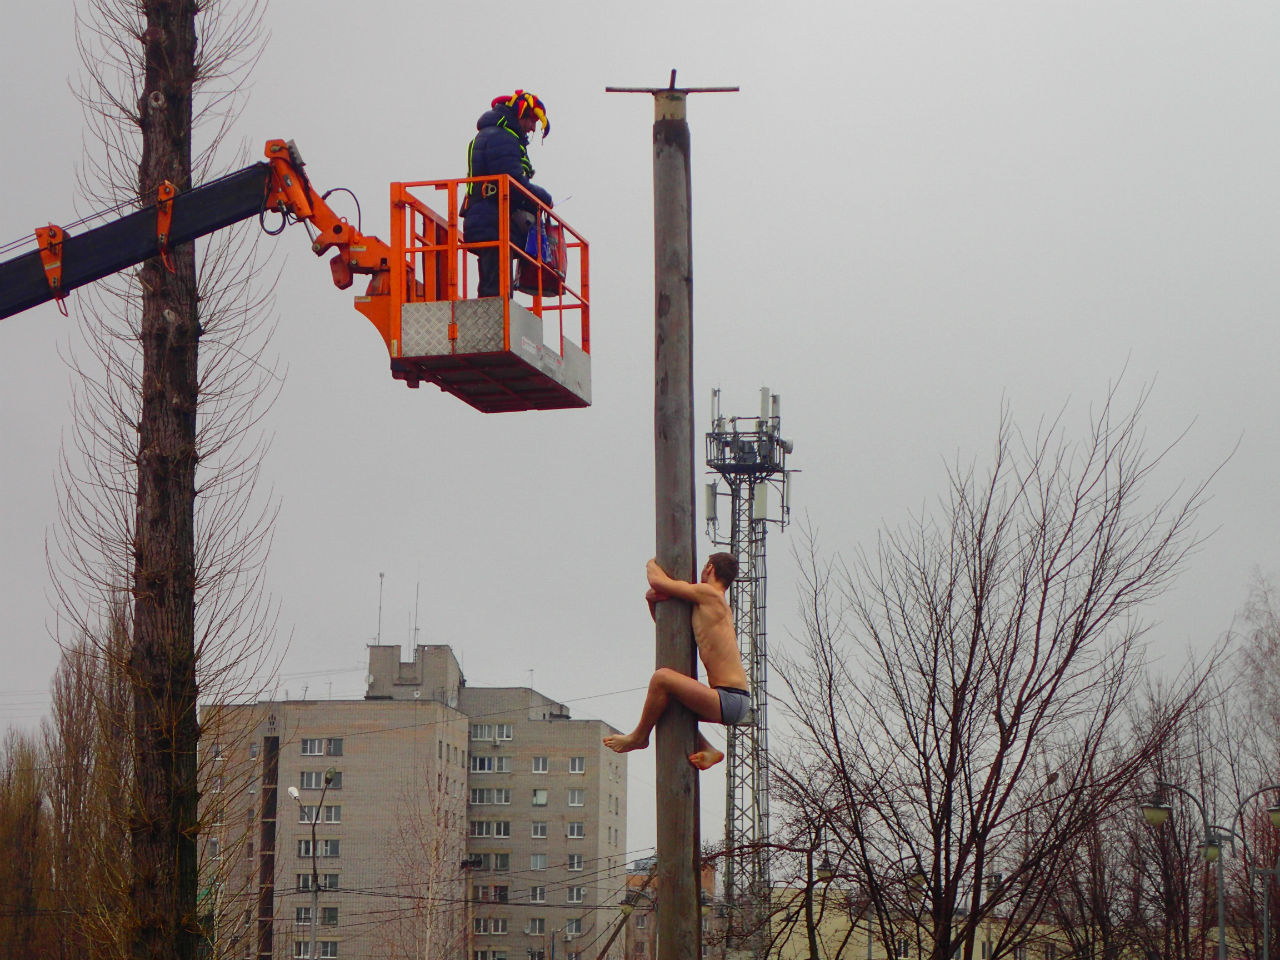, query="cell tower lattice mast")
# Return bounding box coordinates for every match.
[705,386,794,959]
